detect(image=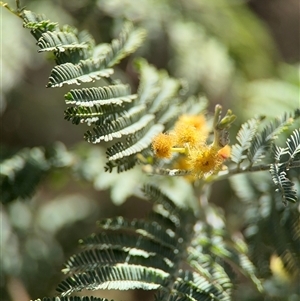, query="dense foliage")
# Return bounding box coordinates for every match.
[1,1,299,301]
